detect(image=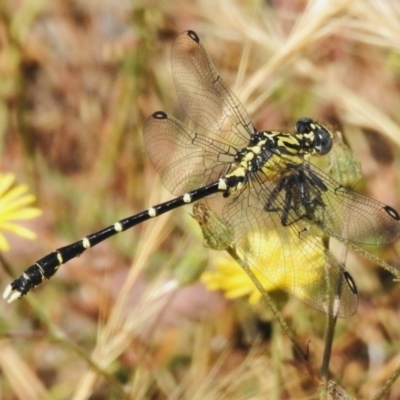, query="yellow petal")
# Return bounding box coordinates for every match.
[0,208,42,221]
[0,222,37,239]
[0,186,32,207]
